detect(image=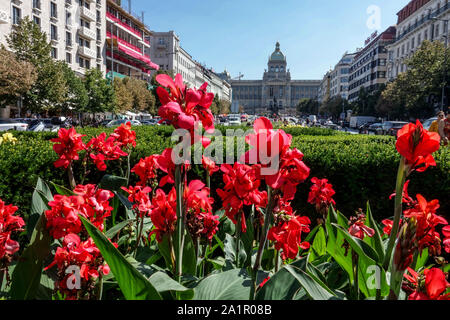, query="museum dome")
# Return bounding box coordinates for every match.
[269,42,286,61]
